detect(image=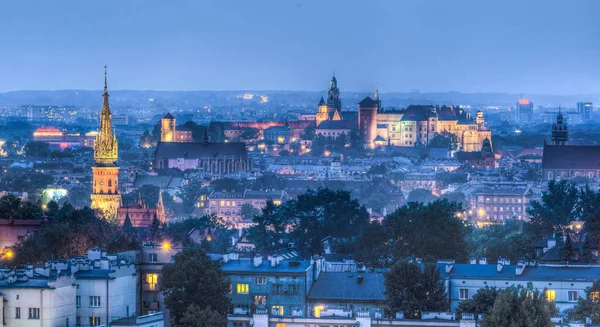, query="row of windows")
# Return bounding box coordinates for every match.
[458,288,589,302]
[12,307,39,319]
[234,283,300,295]
[75,296,101,307]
